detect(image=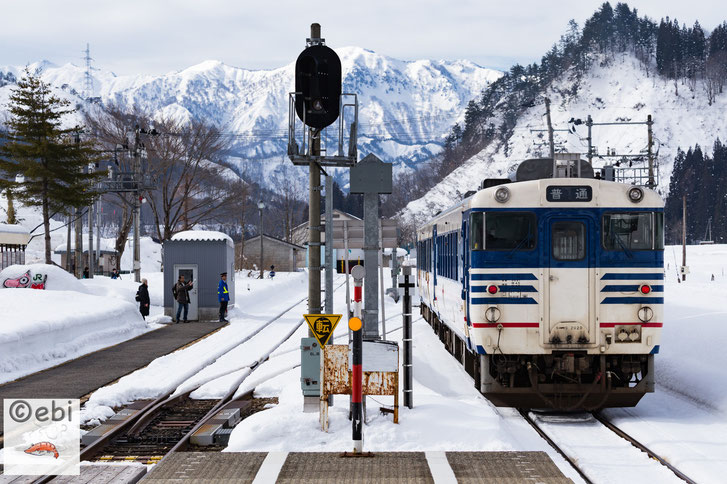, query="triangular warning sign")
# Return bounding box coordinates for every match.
[304,314,342,347]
